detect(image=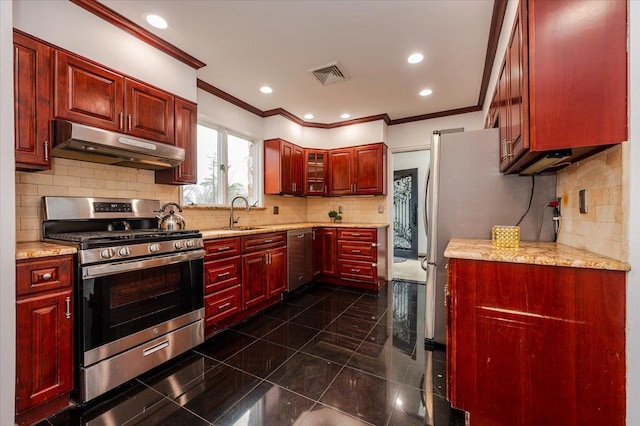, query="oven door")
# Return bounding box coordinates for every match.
[80,249,204,367]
